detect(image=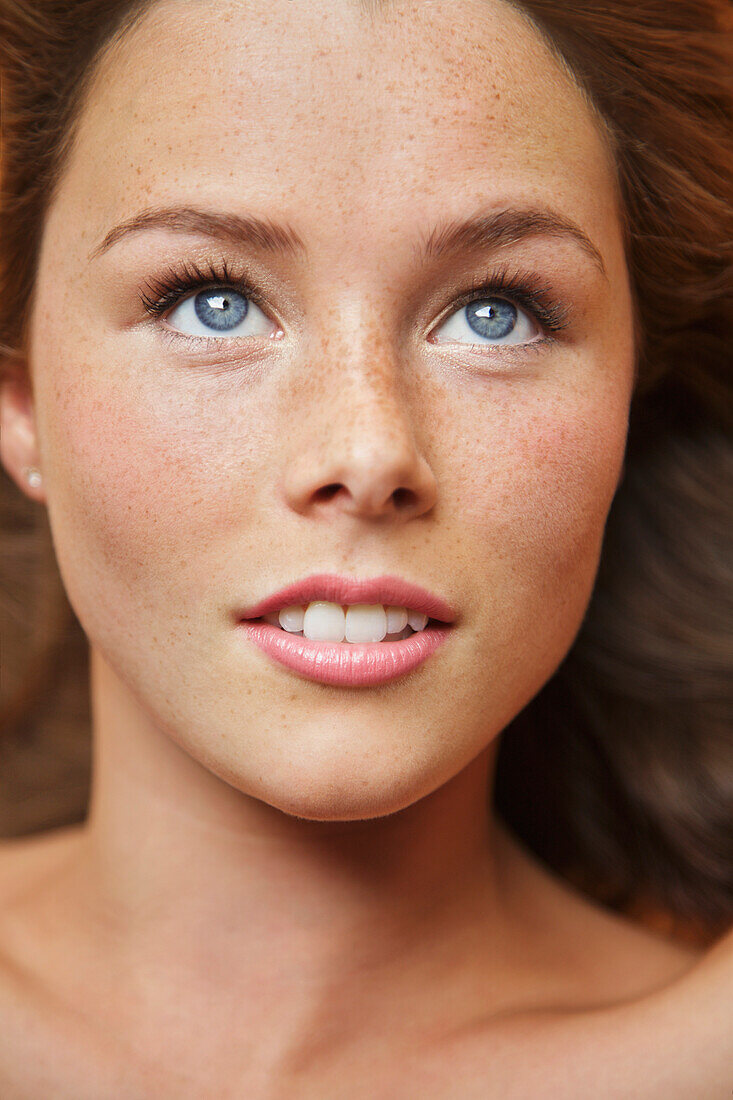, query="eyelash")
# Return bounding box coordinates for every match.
[444,265,571,337]
[140,258,267,318]
[139,258,571,343]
